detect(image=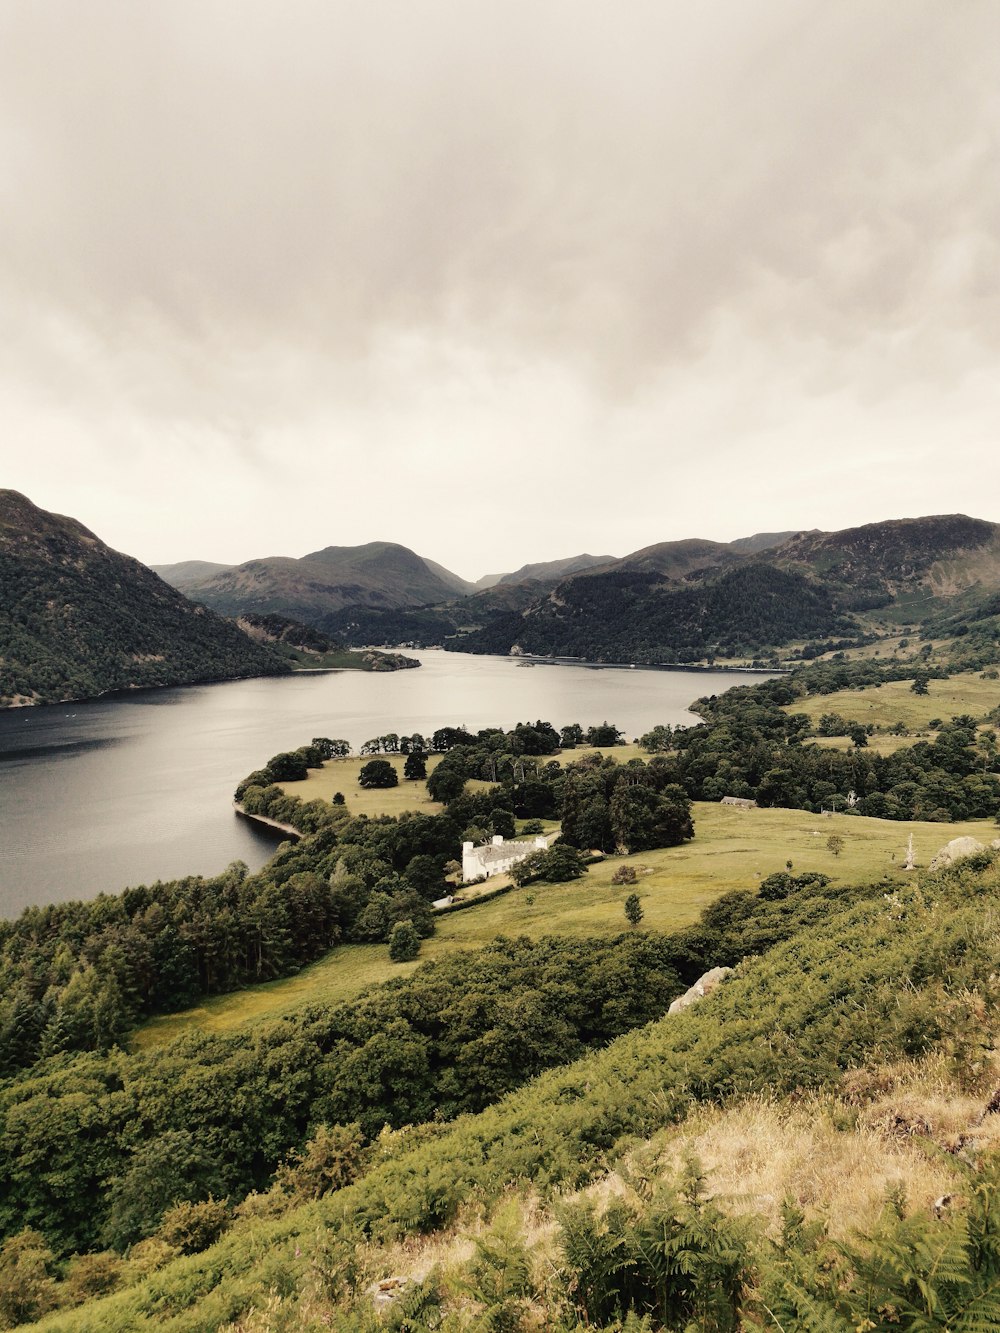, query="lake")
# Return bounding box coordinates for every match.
[0,651,775,916]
